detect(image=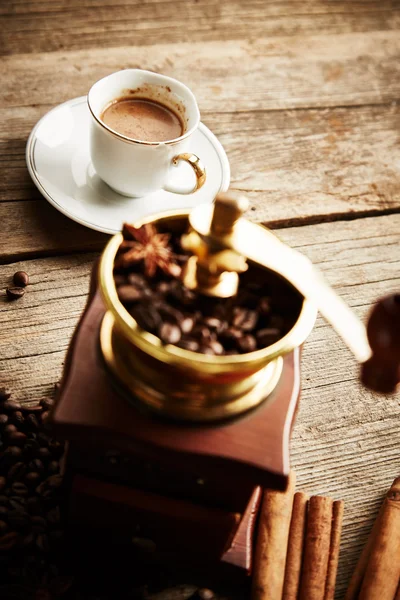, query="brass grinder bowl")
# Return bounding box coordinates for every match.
[99,210,317,422]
